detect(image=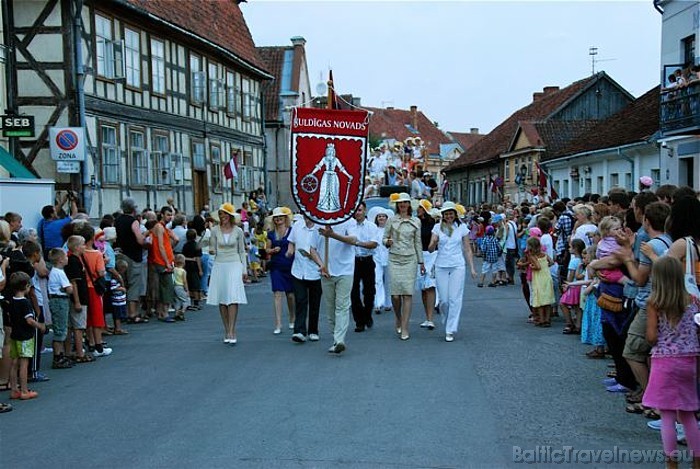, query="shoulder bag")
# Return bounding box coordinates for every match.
[81,255,108,297]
